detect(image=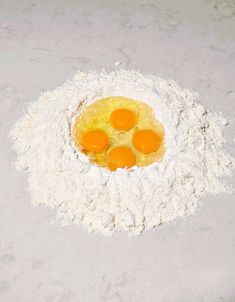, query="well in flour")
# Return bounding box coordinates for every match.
[73,96,165,170]
[10,69,234,236]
